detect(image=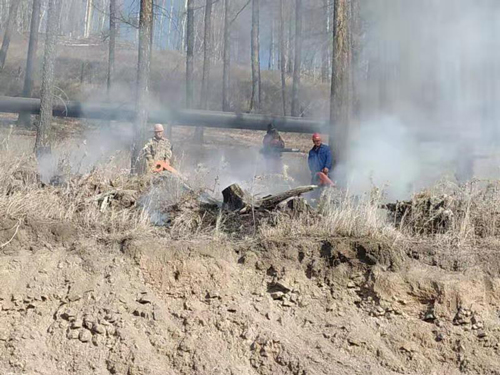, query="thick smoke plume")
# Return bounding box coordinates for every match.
[343,0,500,198]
